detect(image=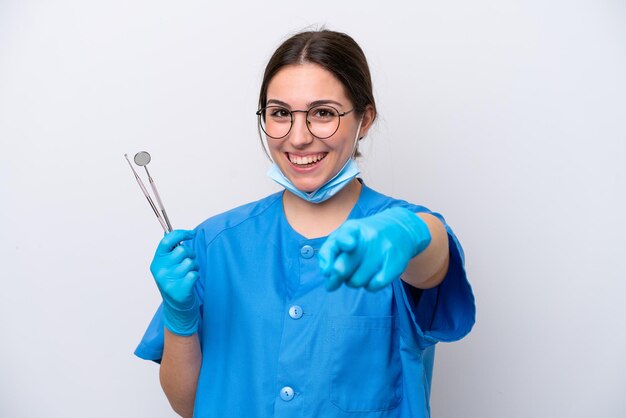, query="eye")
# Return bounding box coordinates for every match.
[310,106,338,120]
[269,107,291,119]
